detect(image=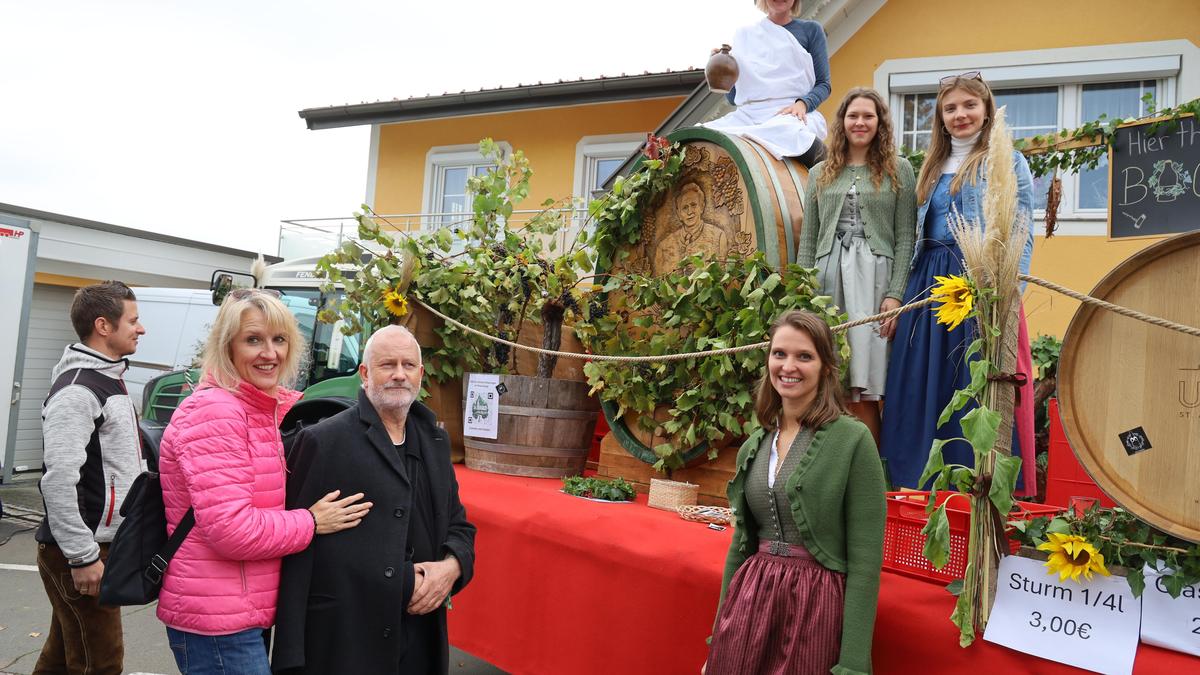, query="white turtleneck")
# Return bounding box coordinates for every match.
[942,131,982,175]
